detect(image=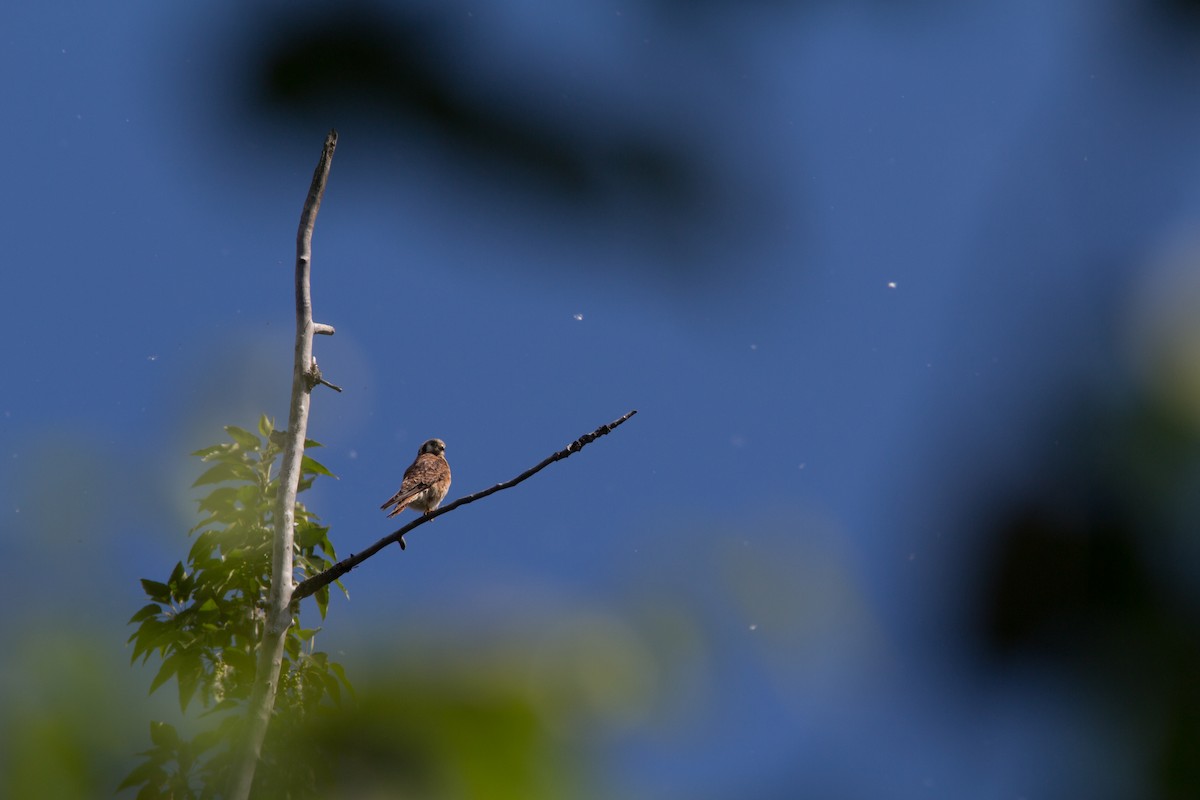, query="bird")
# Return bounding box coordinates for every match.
[380,438,452,519]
